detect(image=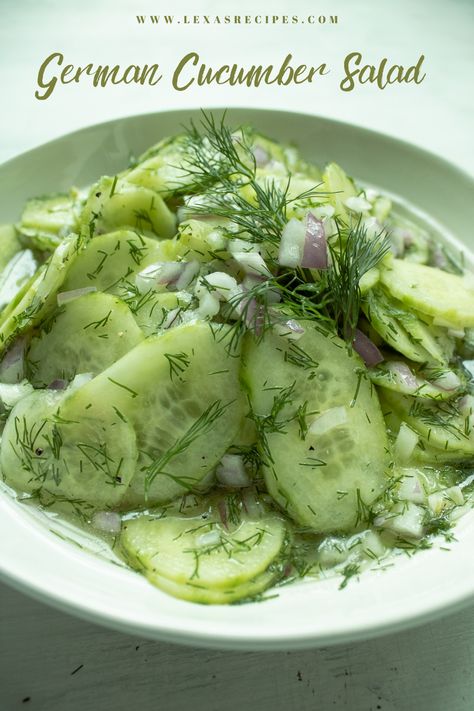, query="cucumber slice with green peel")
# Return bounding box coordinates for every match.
[411,440,474,466]
[176,220,229,262]
[0,235,80,354]
[322,163,357,221]
[380,259,474,329]
[19,193,77,234]
[63,321,245,507]
[362,289,433,364]
[382,389,474,455]
[0,388,137,507]
[17,192,79,252]
[0,224,22,272]
[123,291,191,337]
[27,292,144,387]
[0,250,37,312]
[145,568,279,605]
[63,230,181,295]
[80,177,176,239]
[127,135,197,198]
[369,361,463,401]
[242,325,390,533]
[120,510,287,603]
[395,309,448,365]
